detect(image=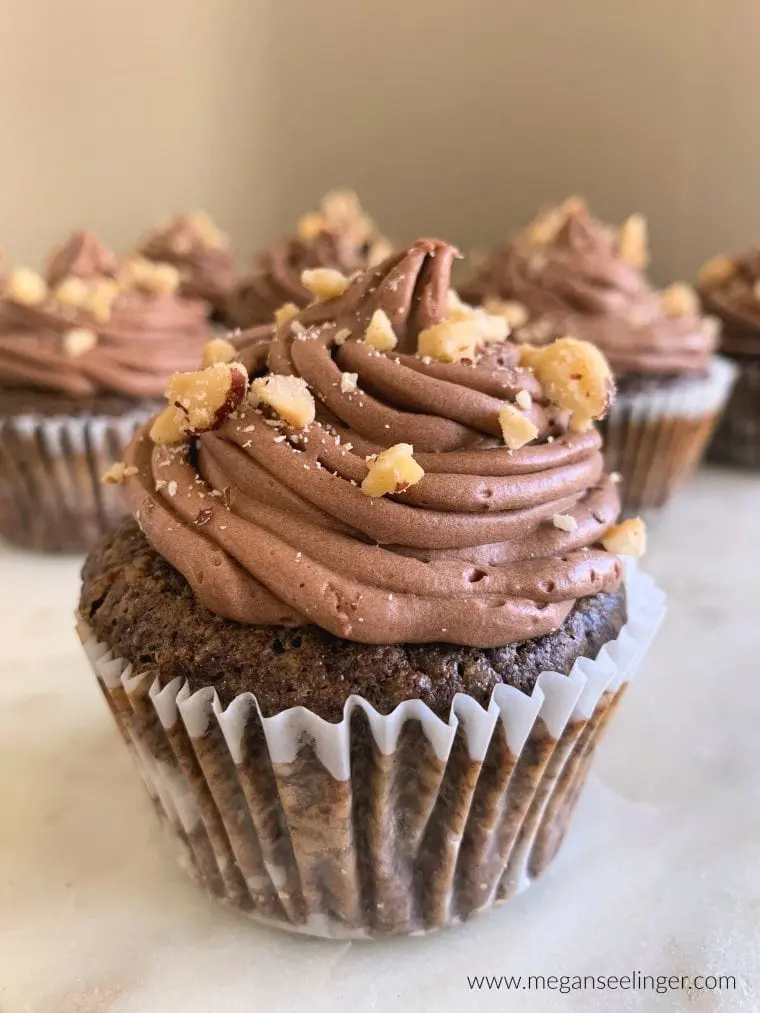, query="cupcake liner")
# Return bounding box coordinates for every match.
[707,356,760,469]
[77,563,665,939]
[600,356,737,514]
[0,408,150,552]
